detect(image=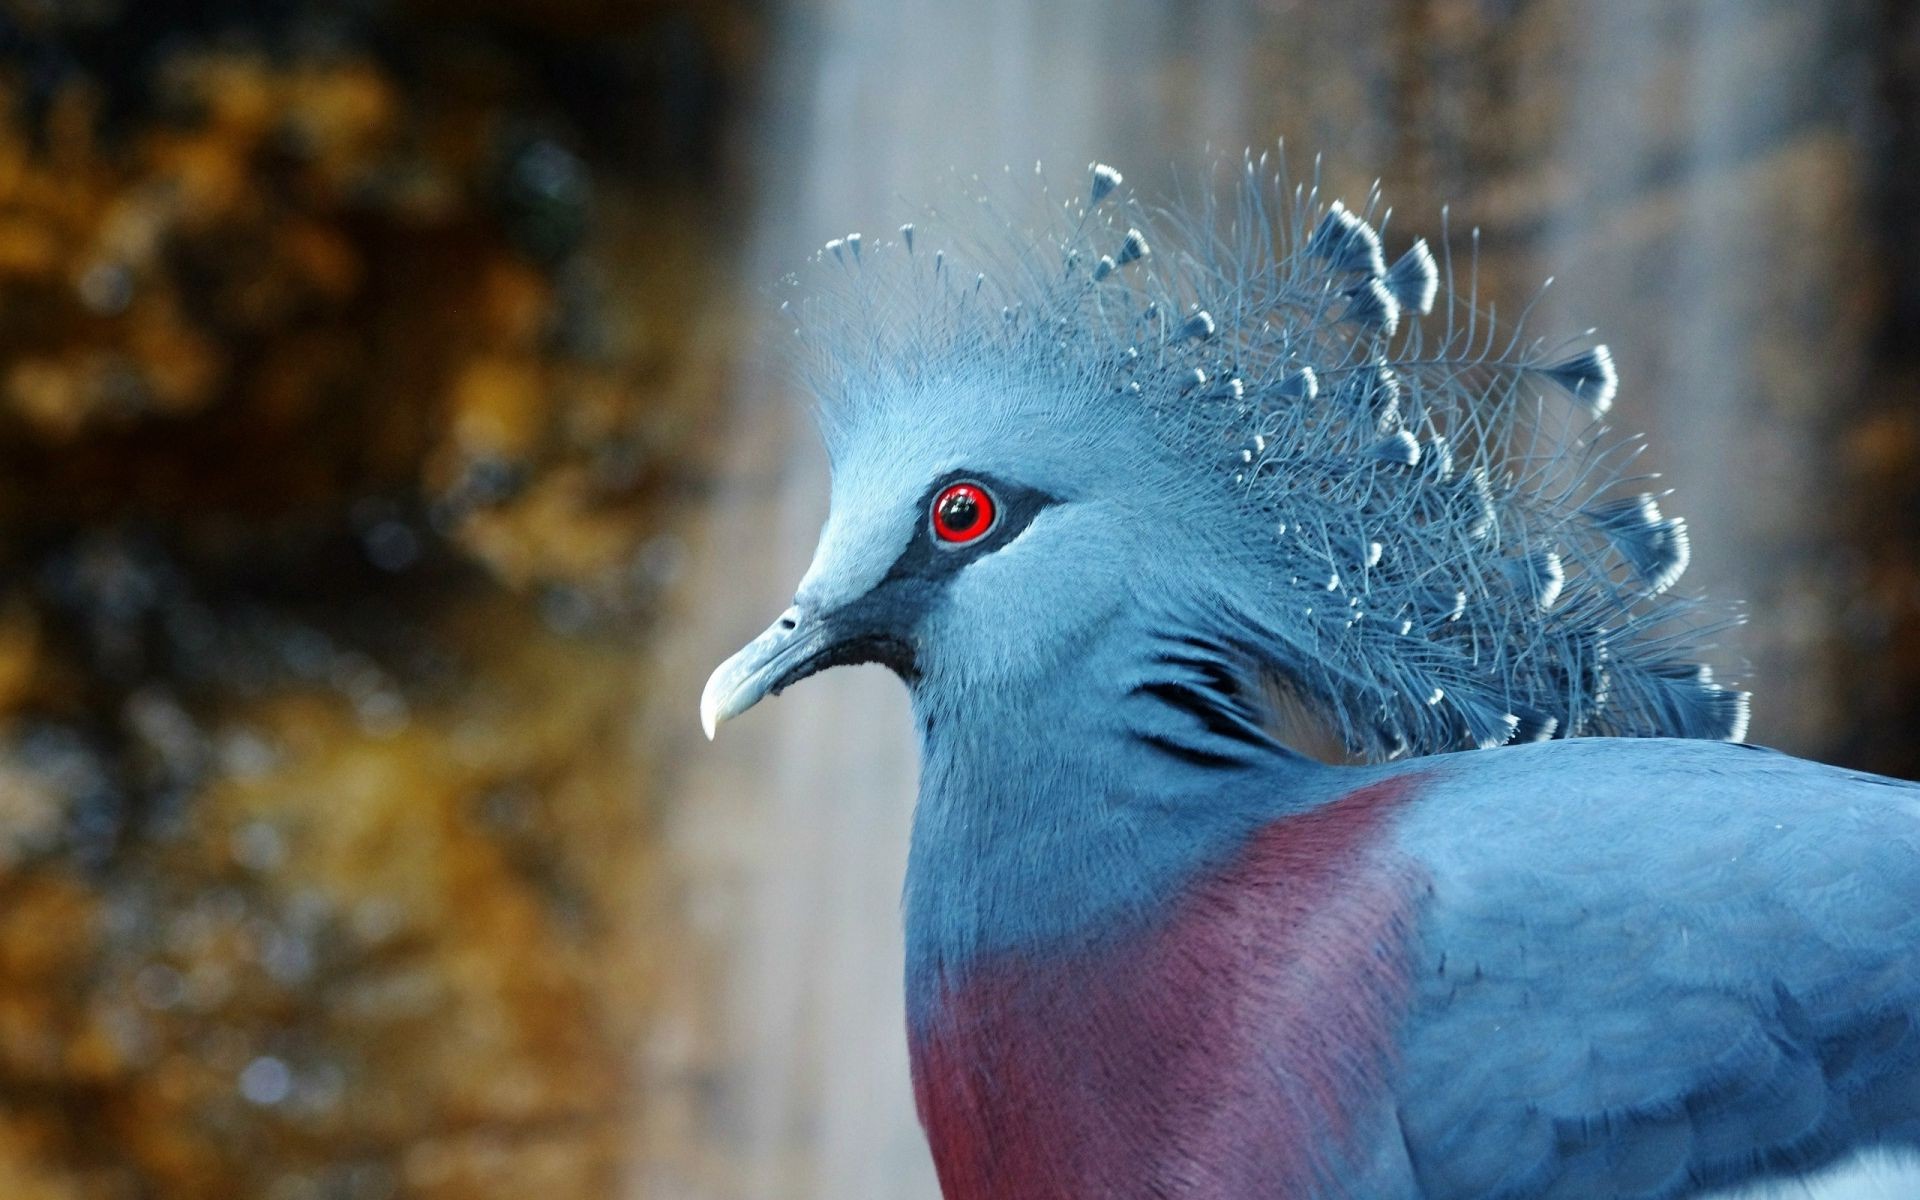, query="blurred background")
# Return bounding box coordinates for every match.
[0,0,1913,1197]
